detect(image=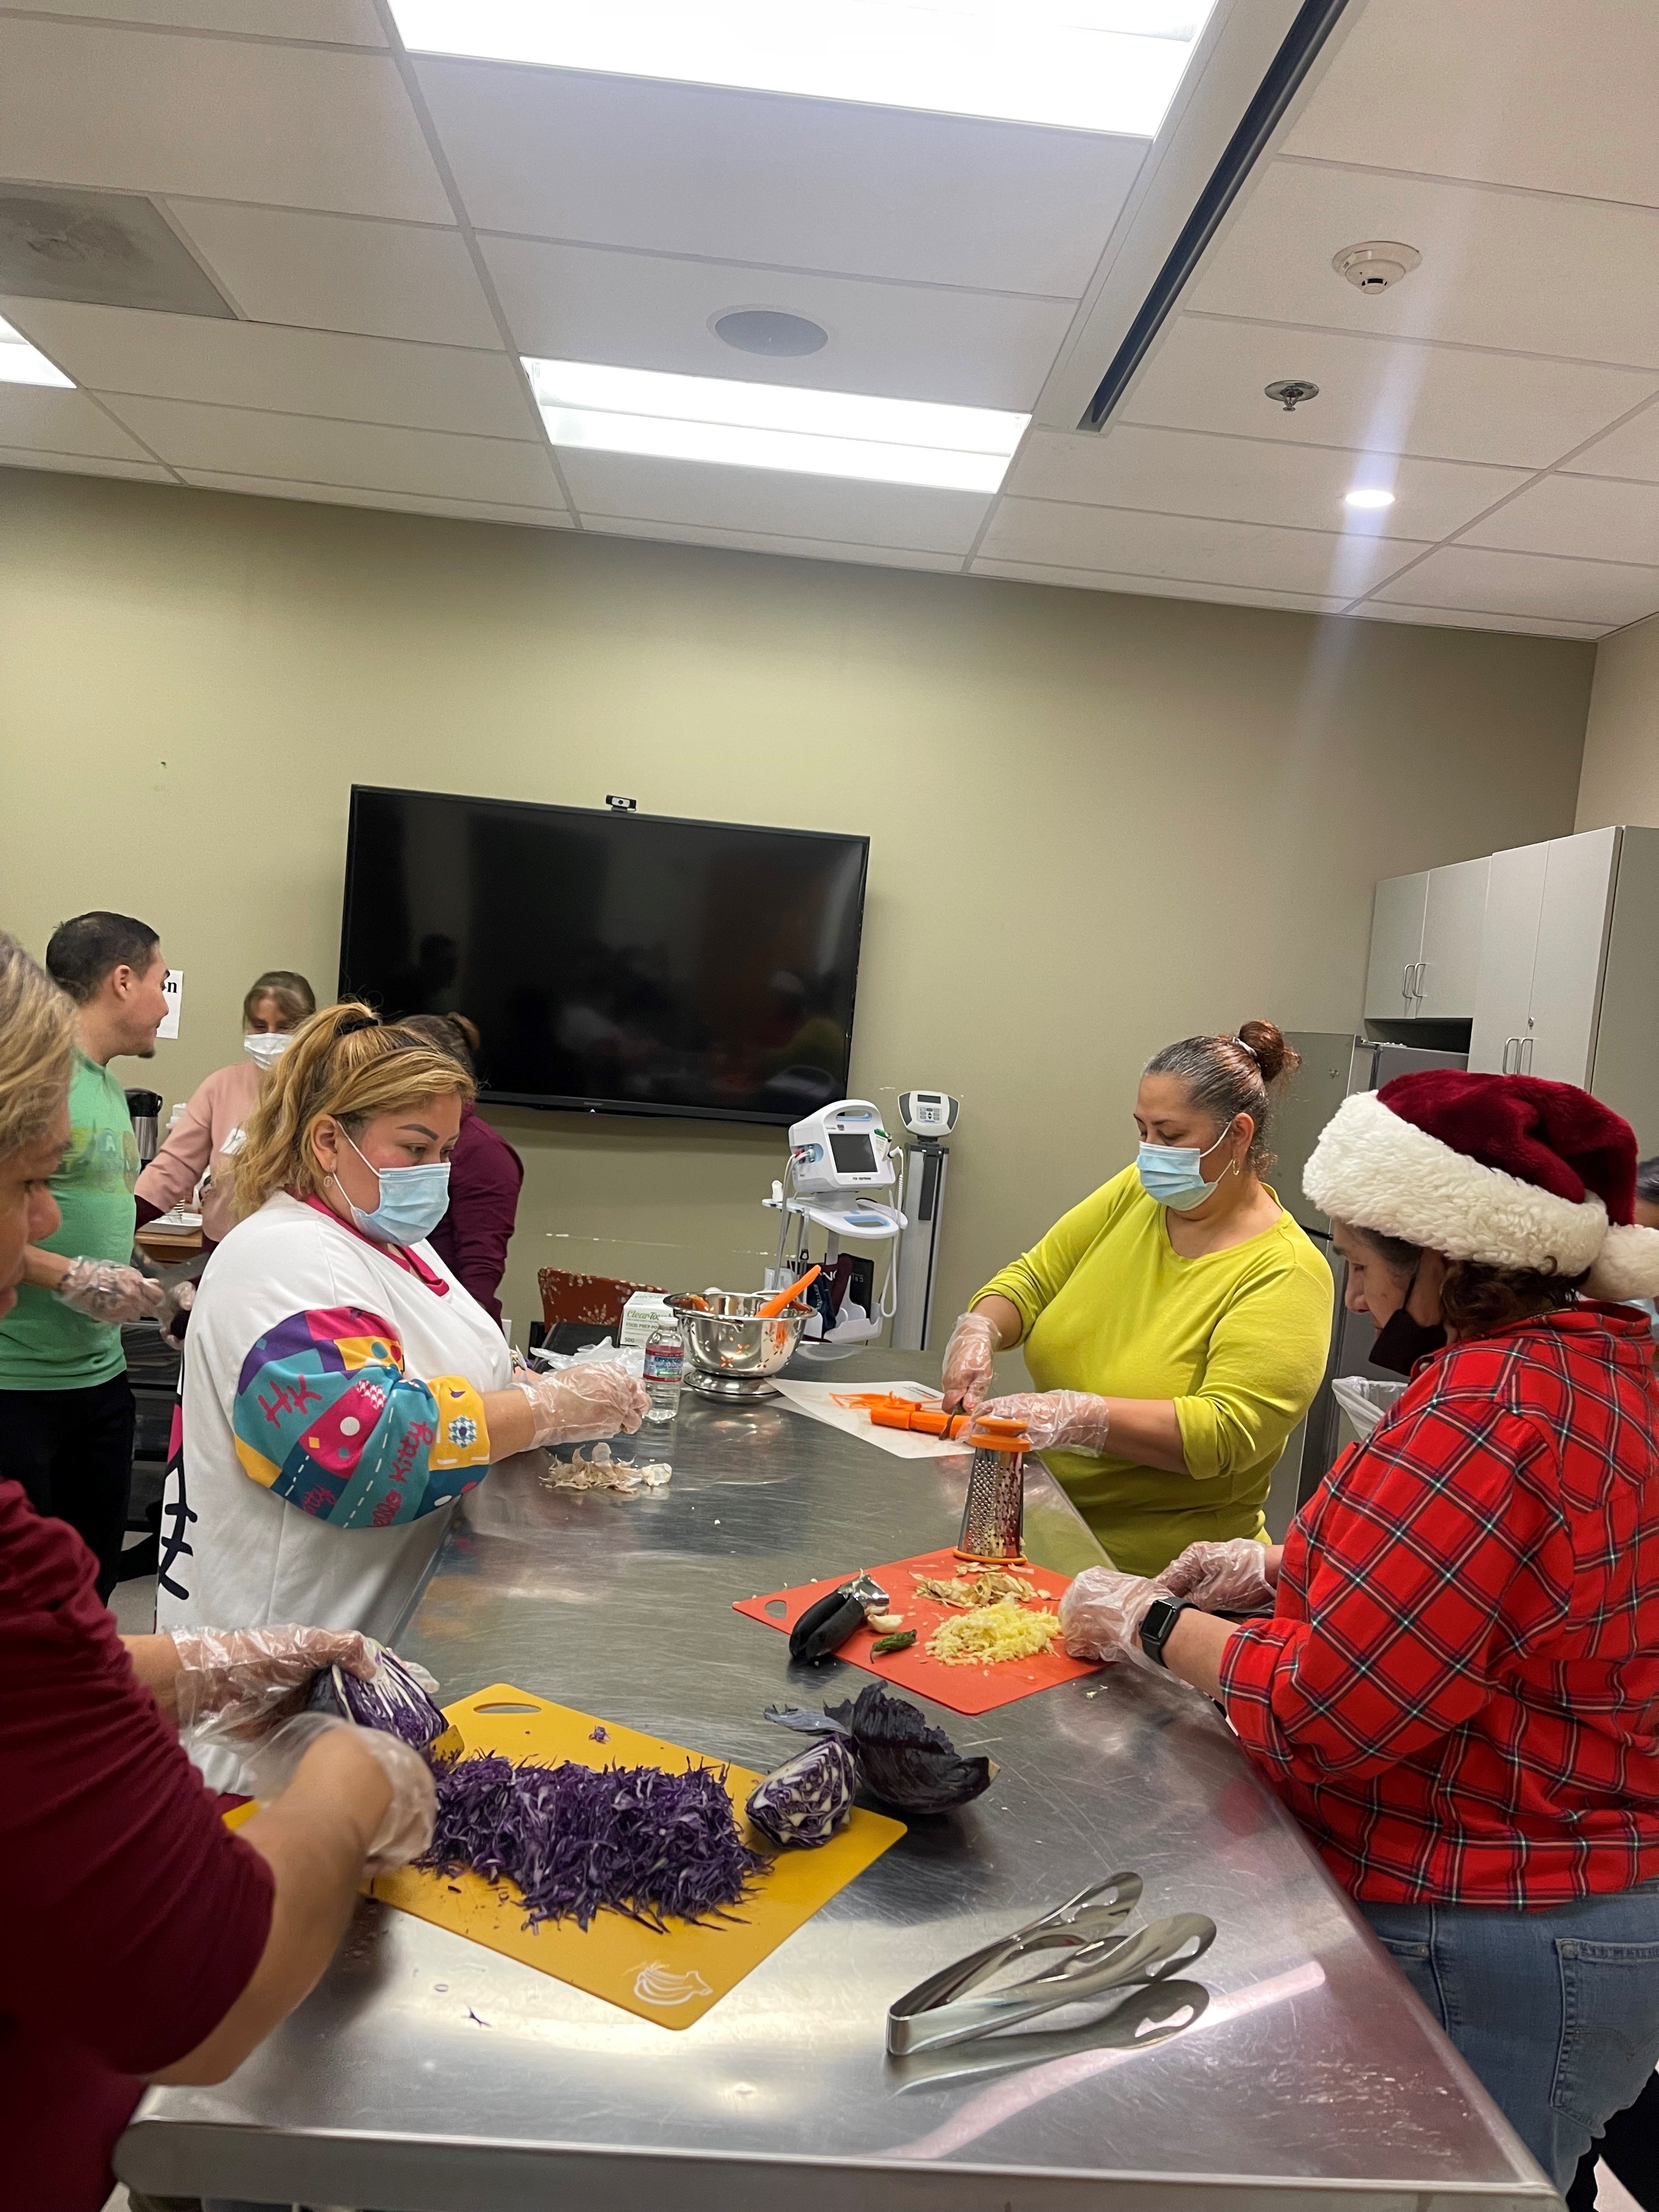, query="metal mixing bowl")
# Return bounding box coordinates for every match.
[674,1288,808,1397]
